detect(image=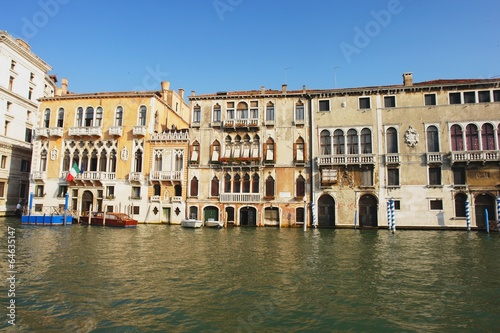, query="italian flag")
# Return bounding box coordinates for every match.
[66,162,80,181]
